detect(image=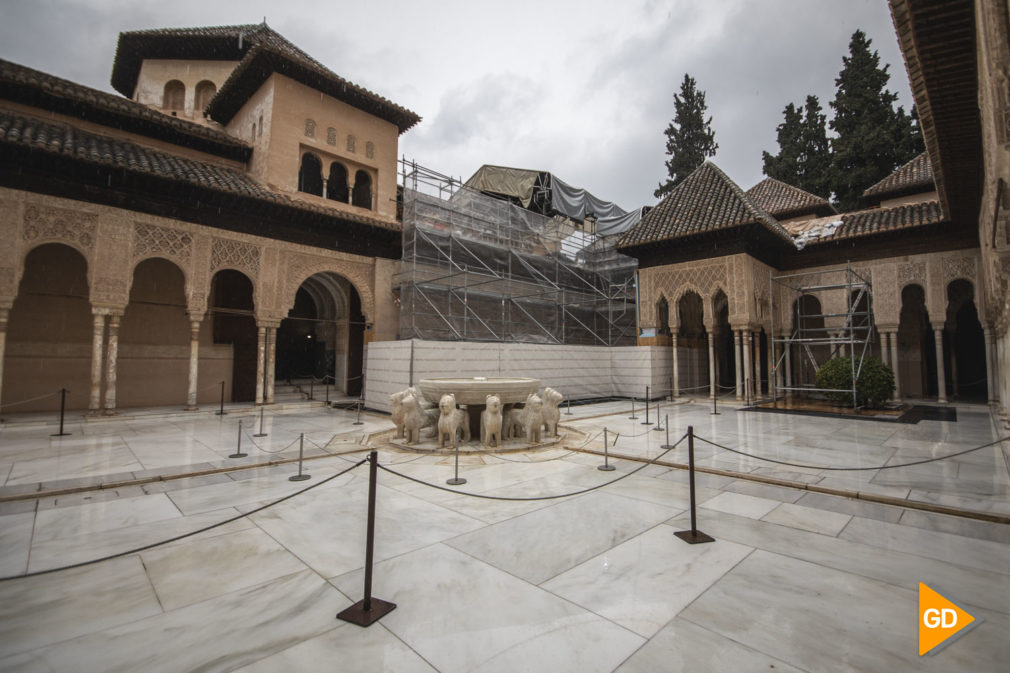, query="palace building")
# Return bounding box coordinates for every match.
[1,1,1009,430]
